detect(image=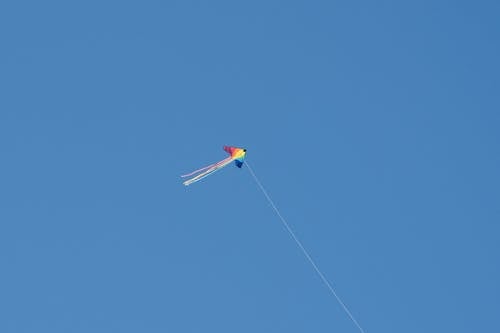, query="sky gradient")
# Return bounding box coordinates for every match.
[1,1,499,332]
